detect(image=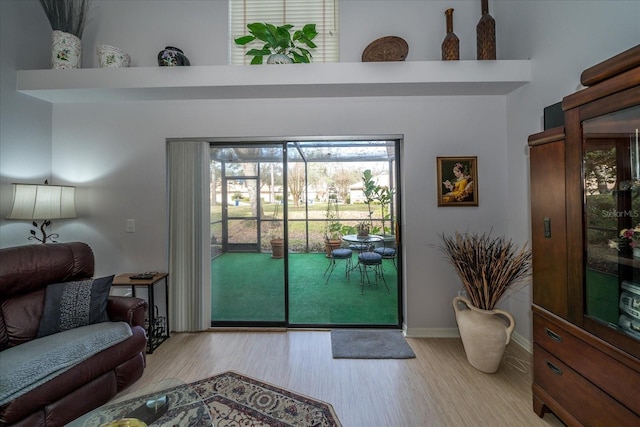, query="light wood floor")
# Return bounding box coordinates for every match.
[126,331,565,427]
